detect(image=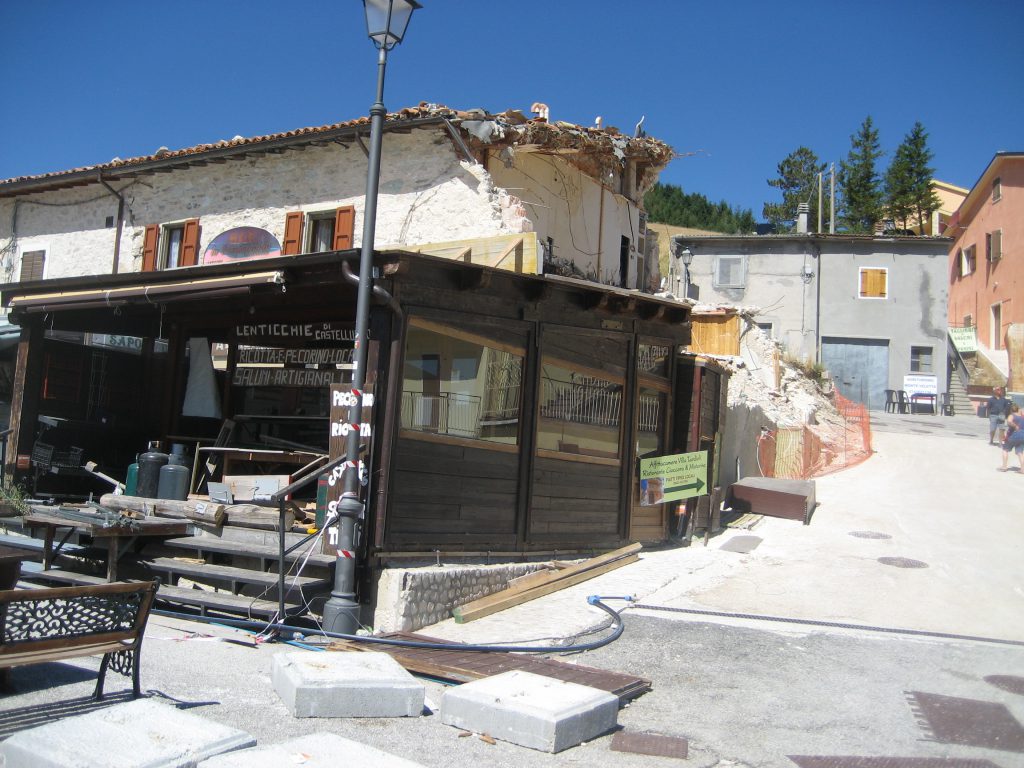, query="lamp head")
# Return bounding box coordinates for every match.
[363,0,421,50]
[680,247,693,266]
